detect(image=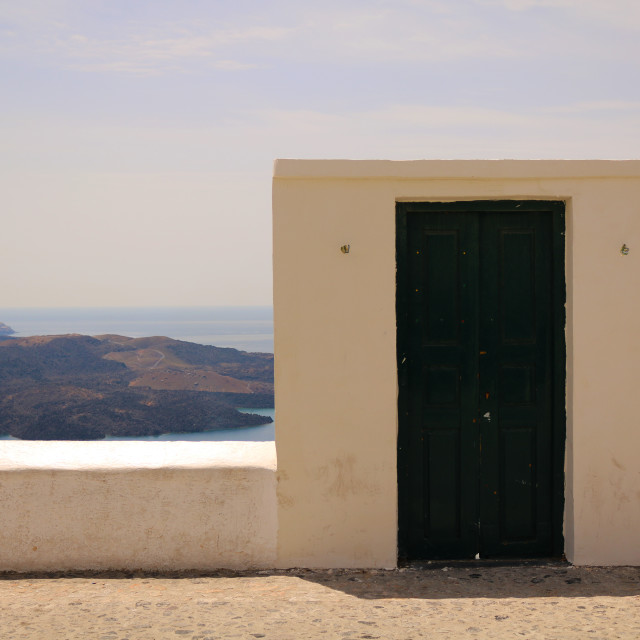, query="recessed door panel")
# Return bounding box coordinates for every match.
[425,429,461,538]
